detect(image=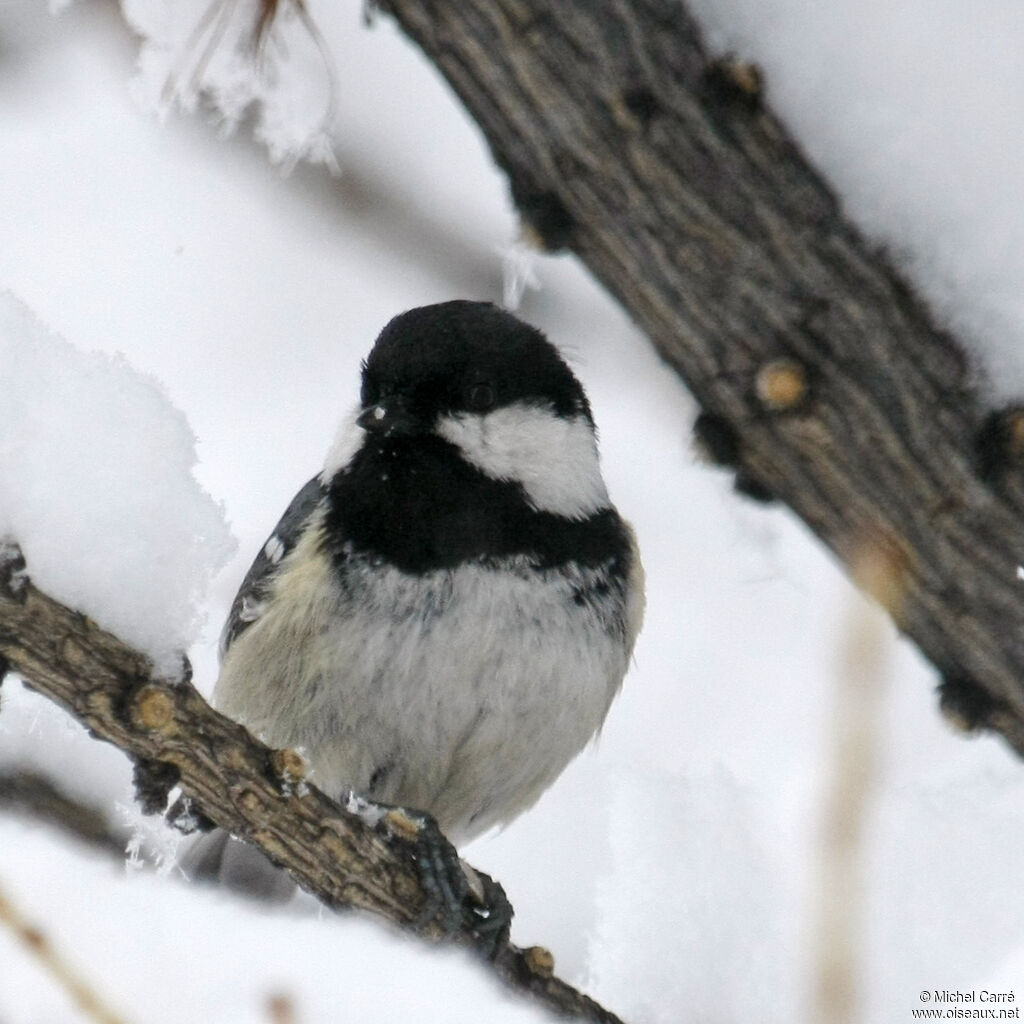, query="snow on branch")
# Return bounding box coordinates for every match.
[0,546,628,1024]
[0,291,235,675]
